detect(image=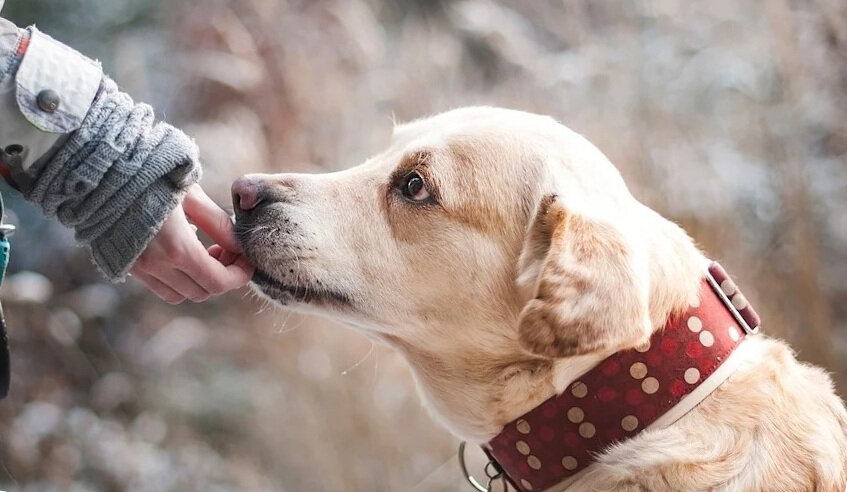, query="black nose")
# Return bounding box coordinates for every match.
[232,176,266,215]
